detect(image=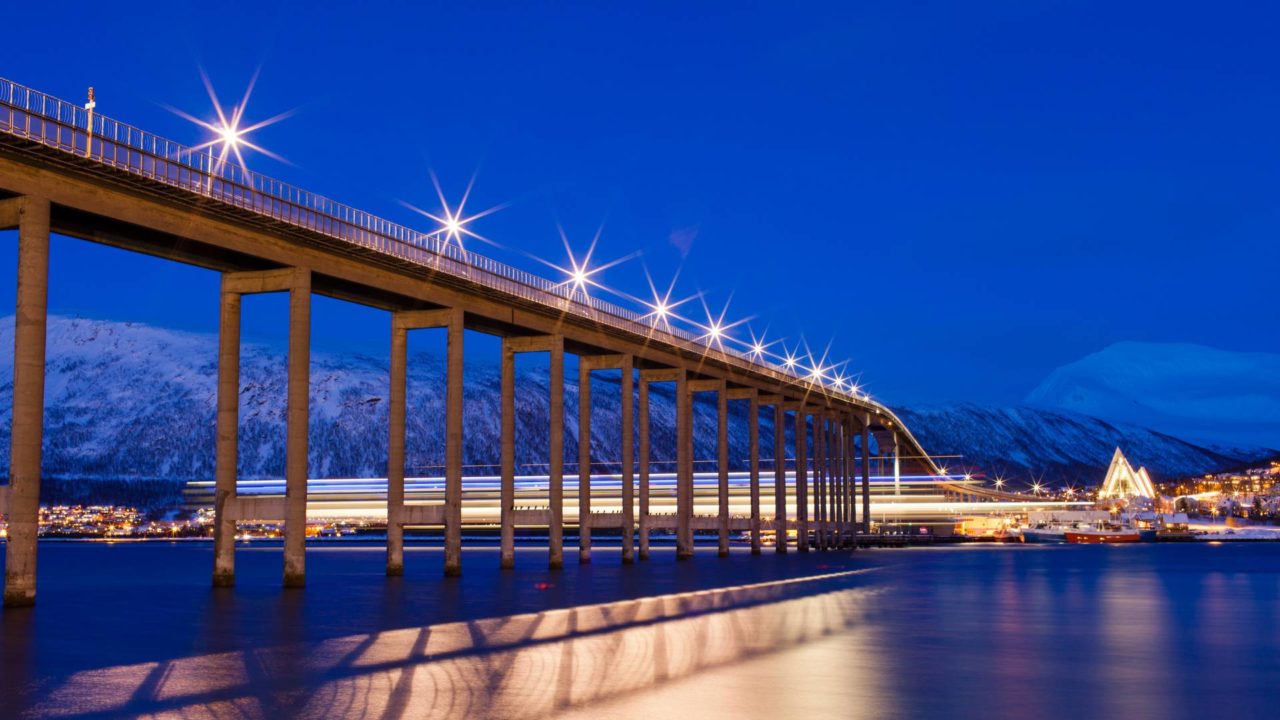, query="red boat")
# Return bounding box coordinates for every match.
[1065,527,1141,544]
